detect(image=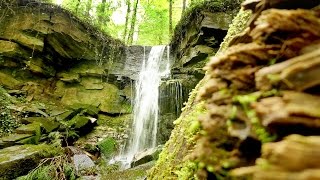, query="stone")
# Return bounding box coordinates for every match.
[97,137,117,159]
[55,110,77,121]
[0,40,26,58]
[73,154,95,173]
[131,146,163,168]
[15,122,41,135]
[59,73,80,83]
[80,77,104,90]
[26,57,56,77]
[103,161,154,180]
[66,114,91,129]
[0,72,21,89]
[0,144,59,179]
[1,134,33,144]
[97,114,132,128]
[23,117,60,133]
